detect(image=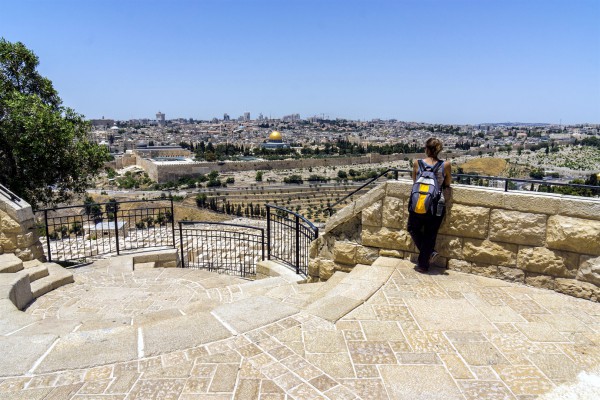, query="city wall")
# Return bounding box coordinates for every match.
[310,180,600,301]
[0,186,45,261]
[138,153,412,183]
